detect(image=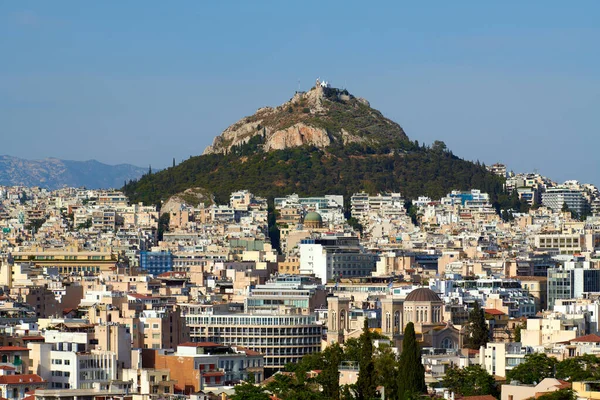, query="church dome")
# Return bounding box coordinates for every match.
[304,212,323,223]
[405,288,441,303]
